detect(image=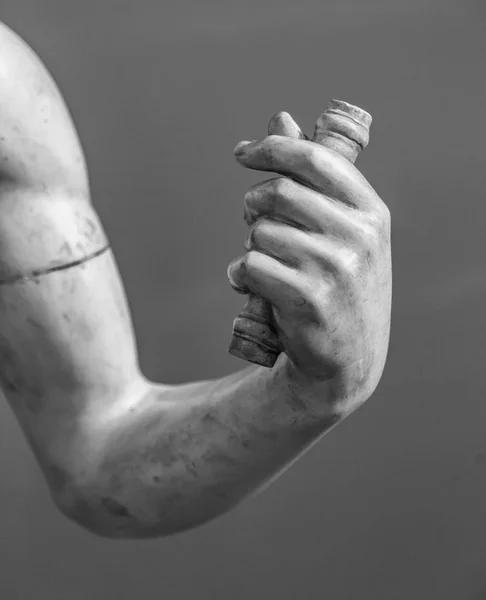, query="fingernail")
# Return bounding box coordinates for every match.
[234,140,254,156]
[227,262,248,294]
[244,229,253,251]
